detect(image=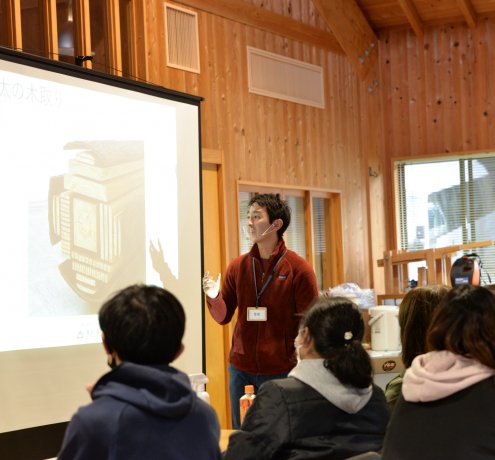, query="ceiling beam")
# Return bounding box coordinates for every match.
[456,0,477,29]
[397,0,424,38]
[311,0,378,80]
[172,0,343,54]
